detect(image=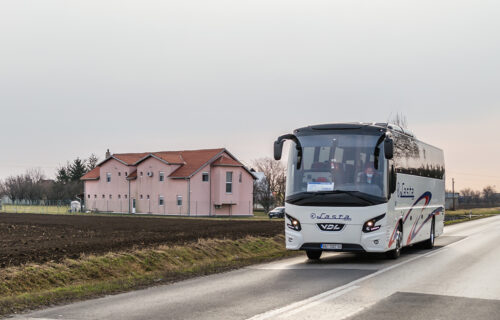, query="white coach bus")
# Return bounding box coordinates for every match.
[274,123,445,260]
